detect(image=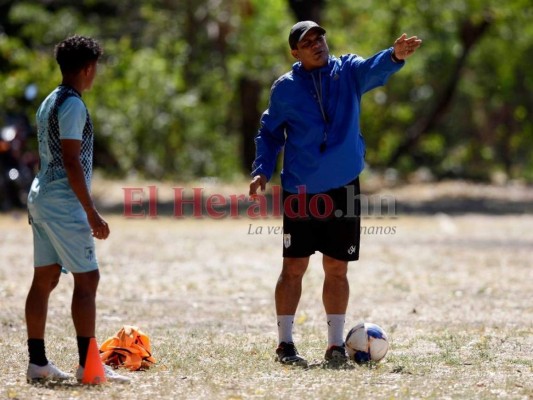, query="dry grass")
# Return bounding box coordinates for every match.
[1,188,532,399]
